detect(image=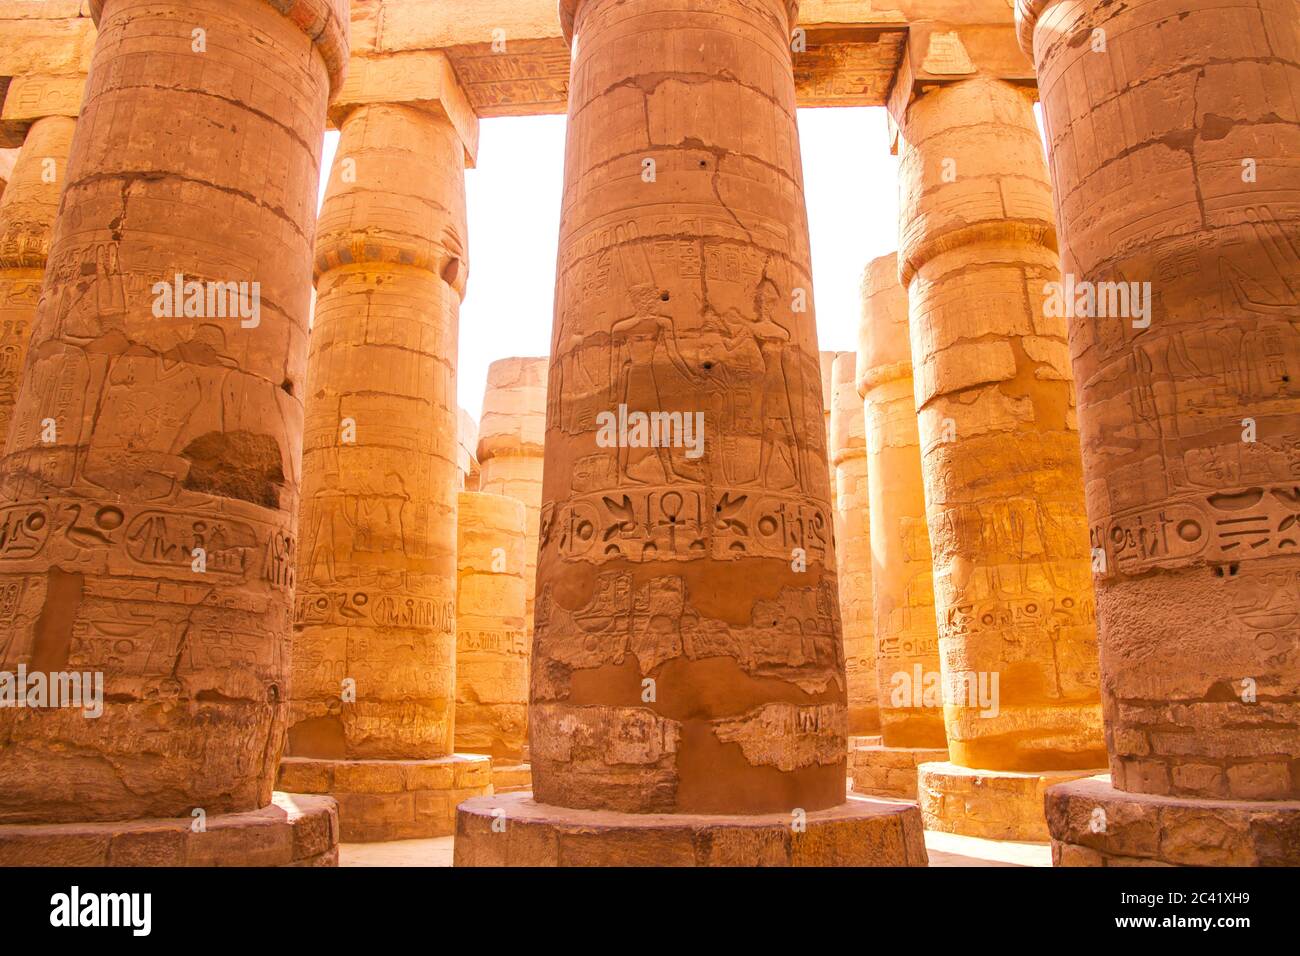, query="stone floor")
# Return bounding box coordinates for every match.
[340,829,1051,868]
